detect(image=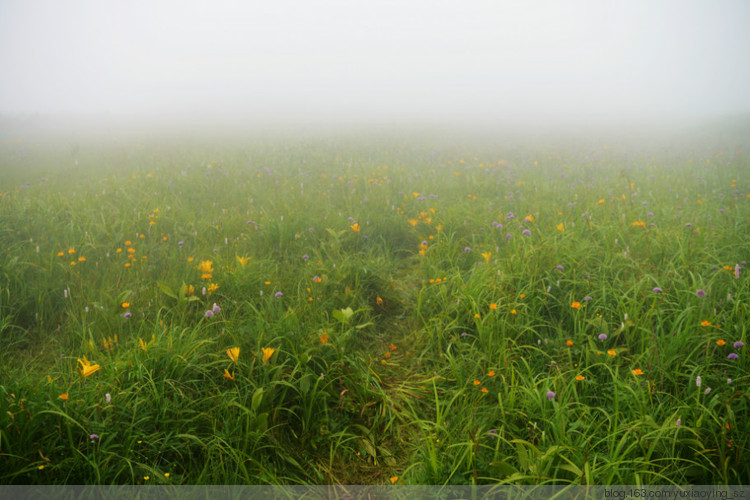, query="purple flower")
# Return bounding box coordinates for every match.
[685,223,692,227]
[487,430,499,437]
[735,264,741,279]
[302,254,309,260]
[647,212,654,217]
[733,341,745,349]
[598,334,607,341]
[653,287,662,293]
[461,332,468,337]
[522,229,531,236]
[727,378,733,385]
[212,303,221,314]
[696,376,702,388]
[728,353,739,360]
[178,241,184,246]
[247,220,254,225]
[505,233,513,239]
[546,391,555,400]
[556,265,564,271]
[464,247,471,252]
[704,387,711,395]
[696,289,706,298]
[676,417,681,427]
[275,291,283,298]
[124,312,132,318]
[90,434,99,441]
[205,310,214,318]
